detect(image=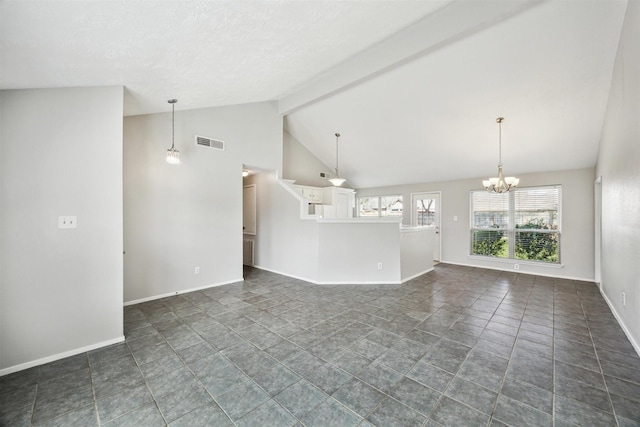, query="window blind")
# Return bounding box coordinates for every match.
[470,185,561,264]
